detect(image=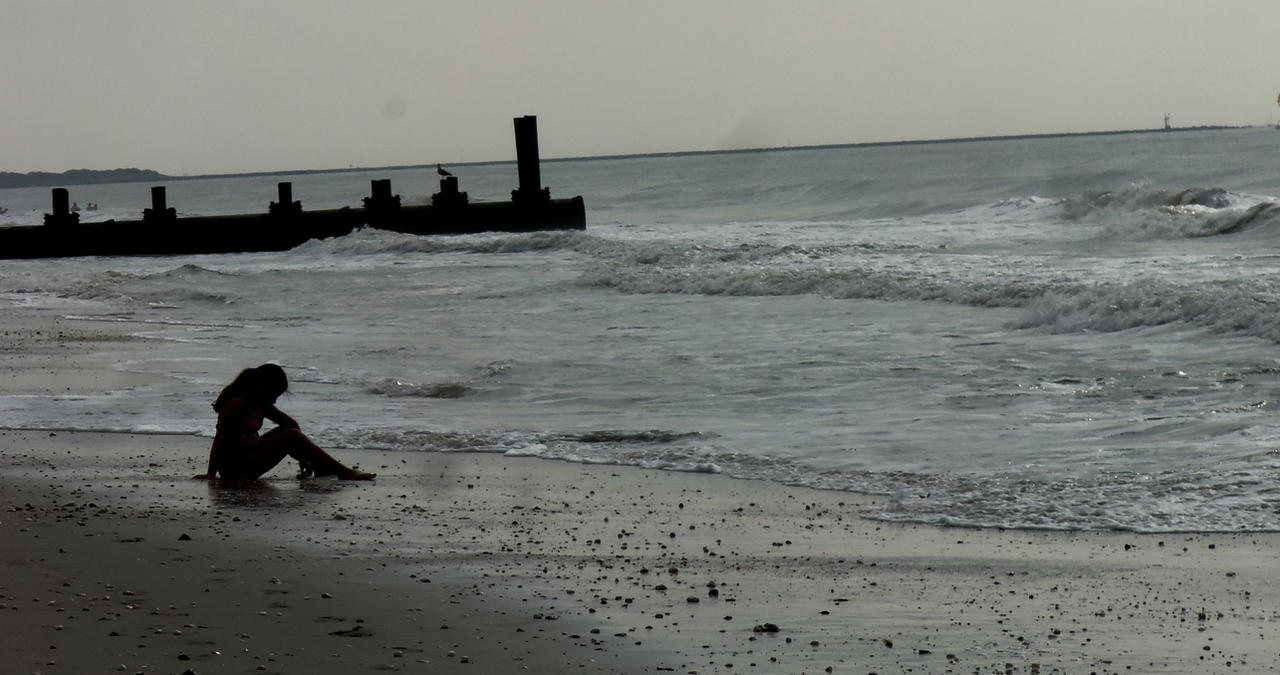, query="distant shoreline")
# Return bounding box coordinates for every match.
[0,167,167,190]
[0,124,1246,189]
